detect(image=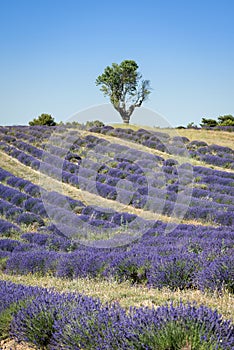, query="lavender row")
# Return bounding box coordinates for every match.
[0,280,233,349]
[0,125,55,143]
[193,165,234,180]
[2,126,233,192]
[1,137,233,225]
[0,165,151,239]
[1,129,233,223]
[187,140,234,168]
[0,165,82,210]
[1,160,232,227]
[0,167,143,236]
[89,125,234,168]
[0,166,233,292]
[1,220,233,293]
[64,134,234,203]
[1,167,232,293]
[1,124,234,170]
[203,125,234,132]
[10,128,234,196]
[0,167,87,230]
